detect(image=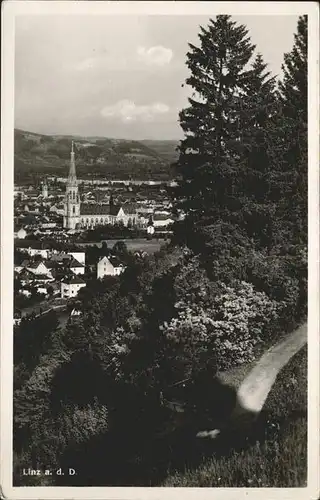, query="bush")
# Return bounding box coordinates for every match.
[55,400,109,446]
[160,279,280,380]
